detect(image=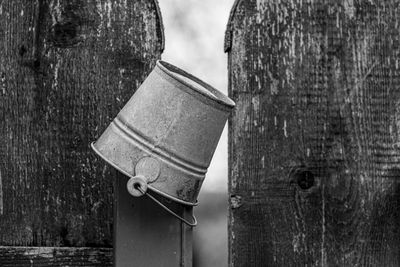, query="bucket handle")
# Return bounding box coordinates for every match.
[128,176,197,227]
